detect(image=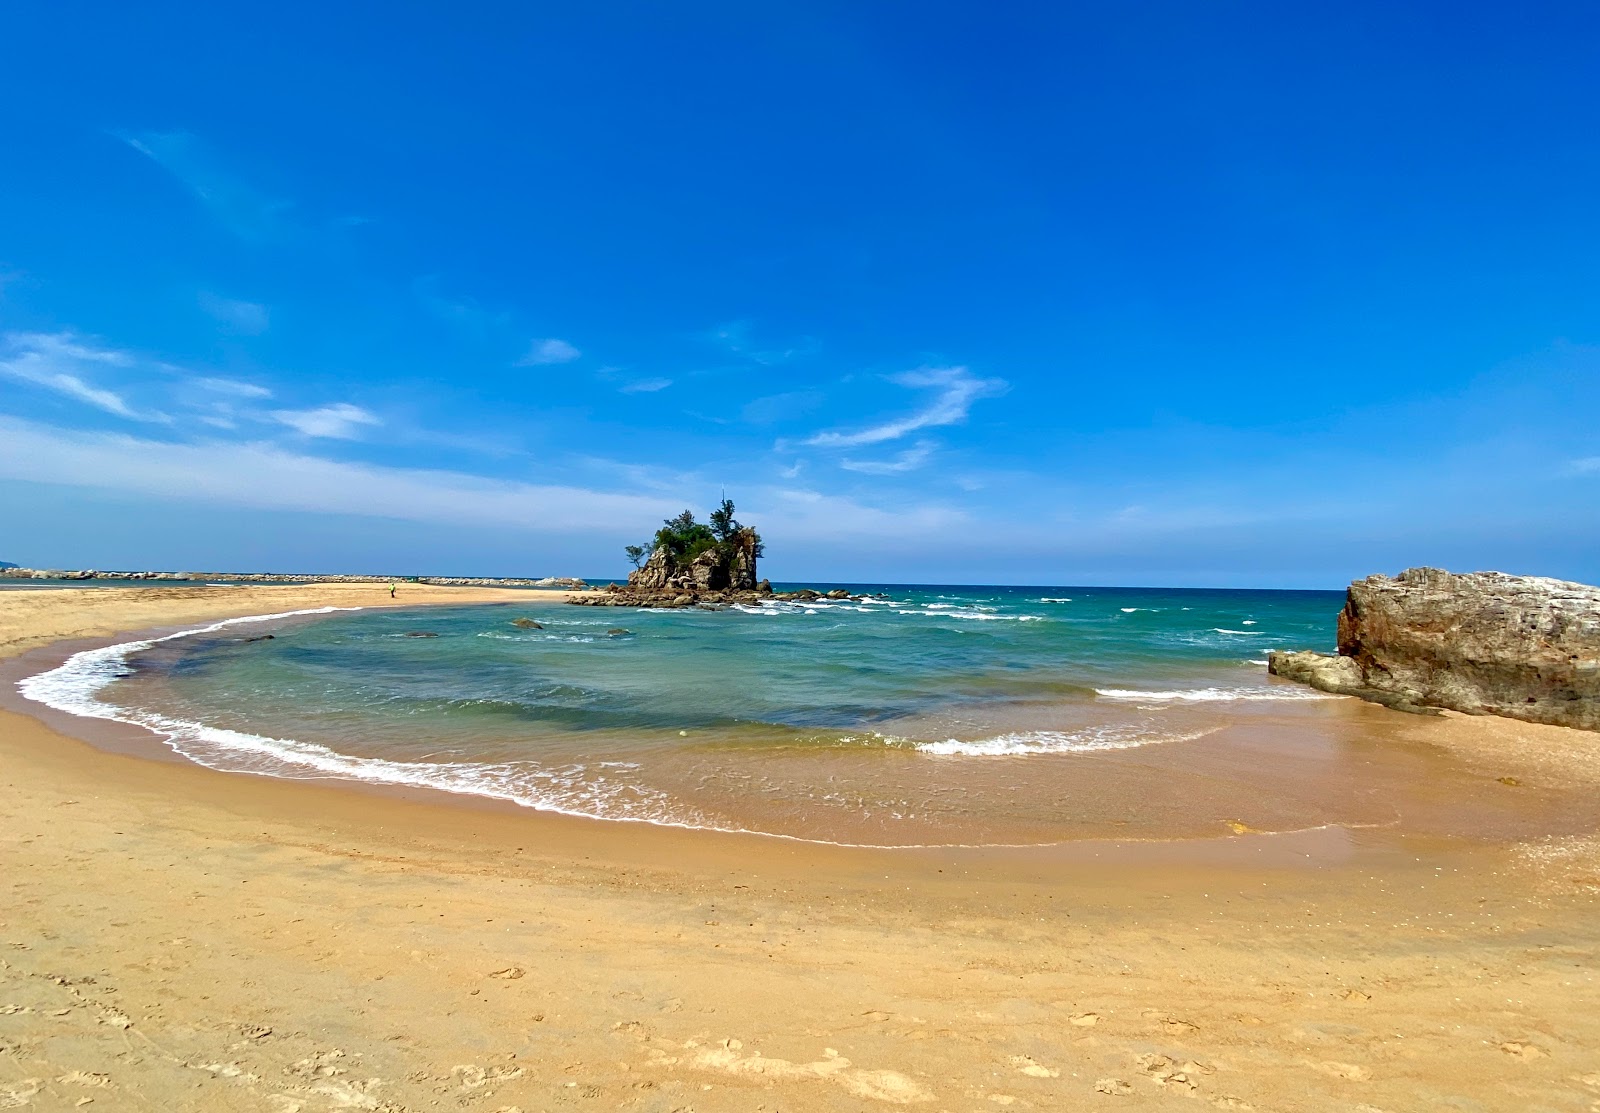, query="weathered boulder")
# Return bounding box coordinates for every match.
[1268,567,1600,729]
[510,617,544,630]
